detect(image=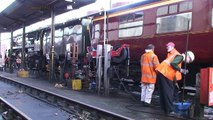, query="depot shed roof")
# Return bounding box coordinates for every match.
[0,0,96,33]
